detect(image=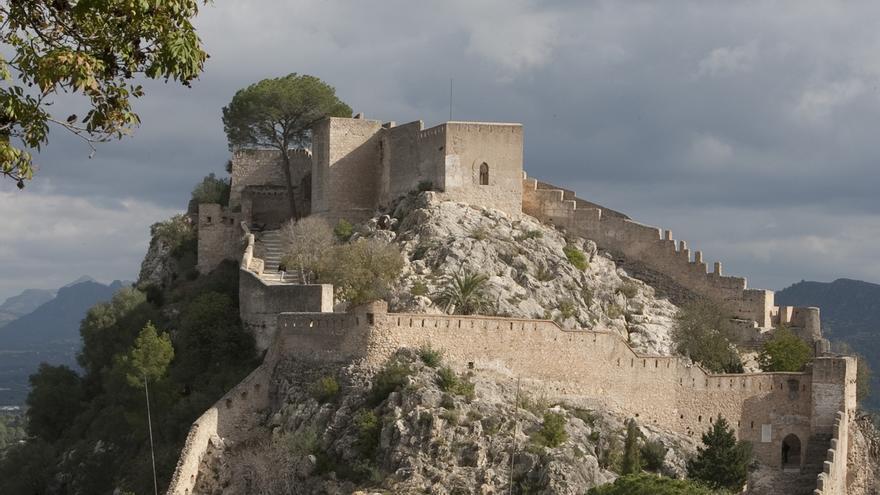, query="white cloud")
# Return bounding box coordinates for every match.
[794,78,866,124]
[687,134,734,168]
[697,42,758,78]
[0,190,179,300]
